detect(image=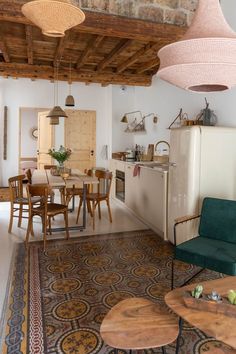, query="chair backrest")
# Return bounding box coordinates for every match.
[26,169,32,184]
[8,175,25,201]
[26,184,49,212]
[94,170,112,196]
[199,197,236,243]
